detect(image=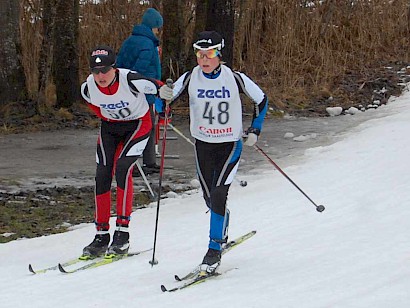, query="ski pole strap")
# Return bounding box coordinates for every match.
[94,222,109,231]
[116,225,129,232]
[211,238,228,244]
[246,127,260,136]
[117,215,131,221]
